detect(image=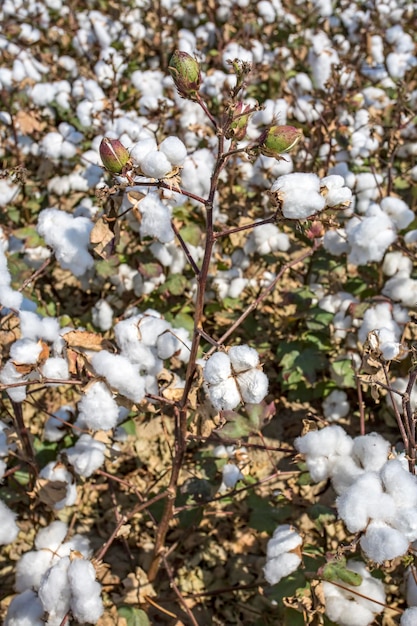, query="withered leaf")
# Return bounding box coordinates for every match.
[63,330,109,351]
[31,477,68,507]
